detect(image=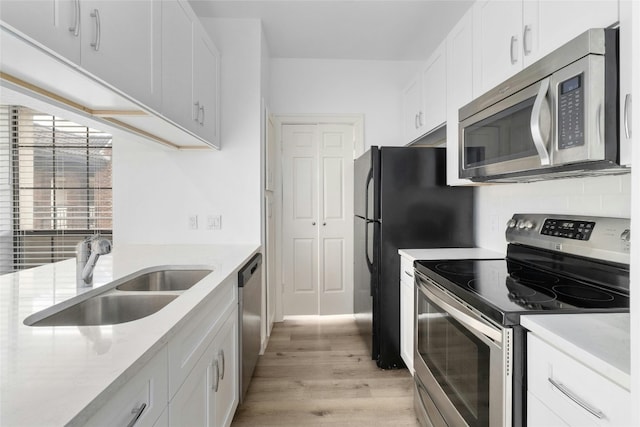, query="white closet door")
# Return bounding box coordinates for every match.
[282,125,319,315]
[282,123,354,315]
